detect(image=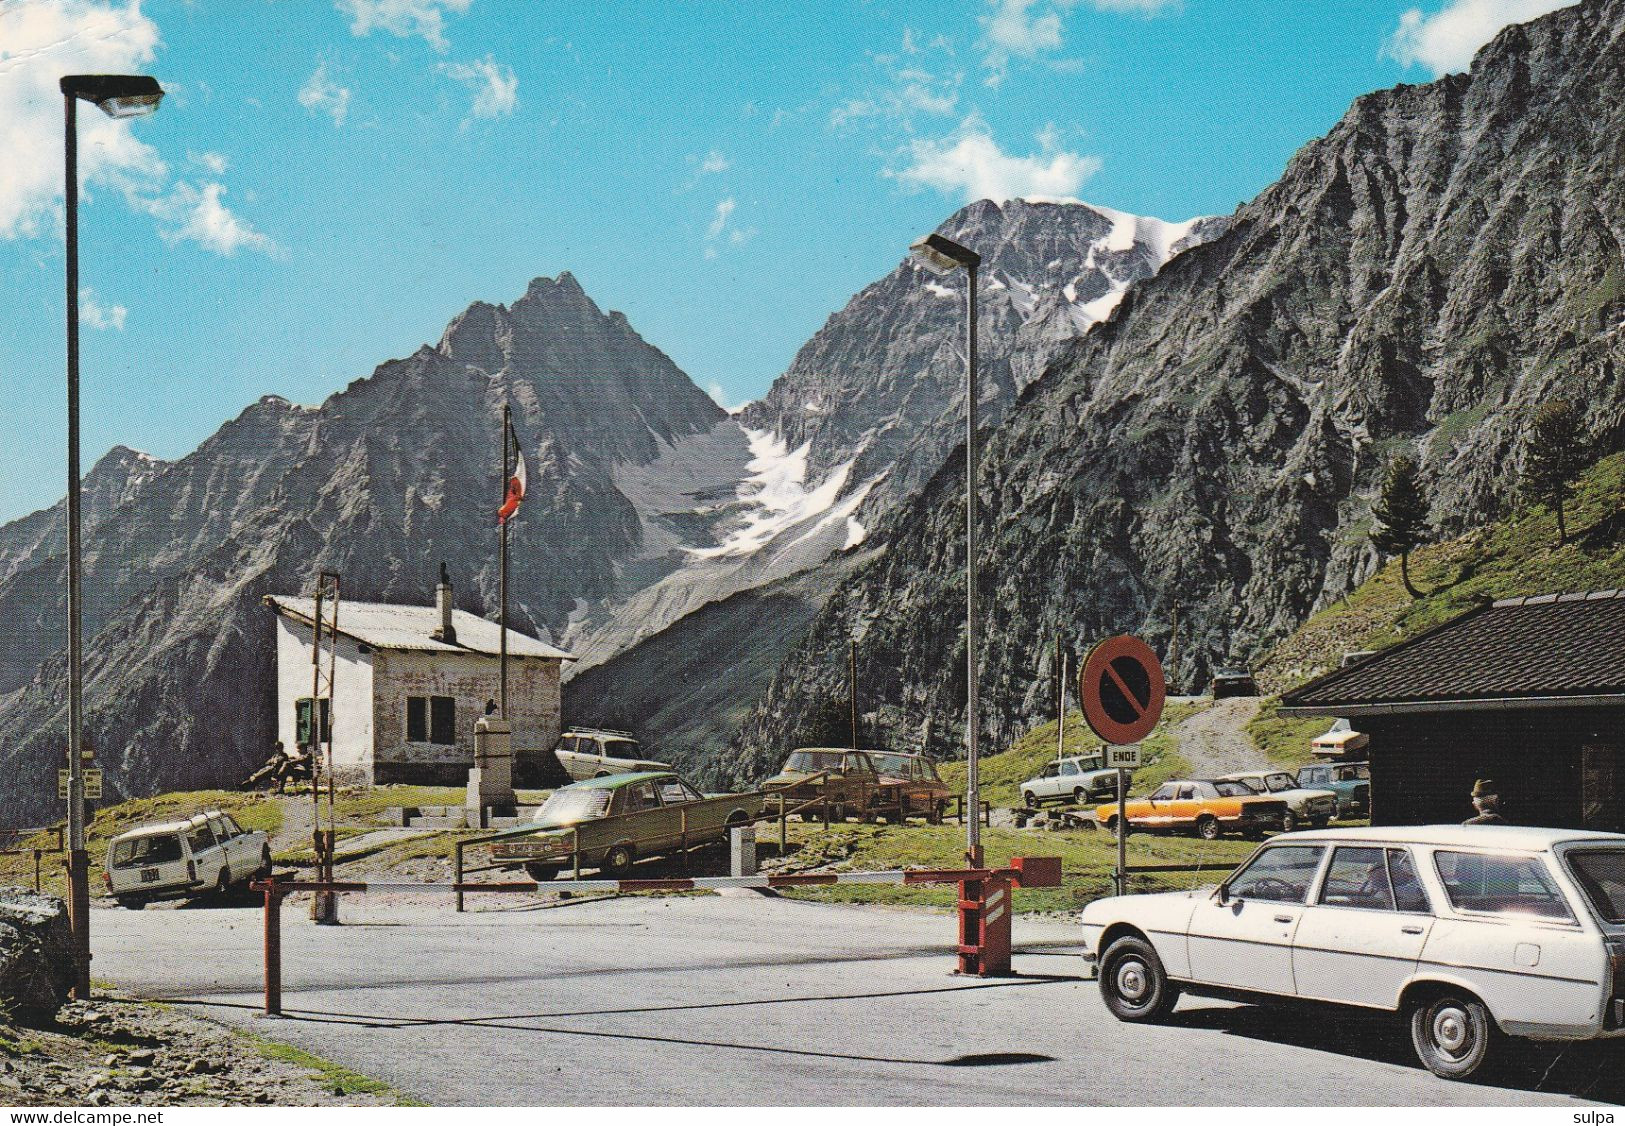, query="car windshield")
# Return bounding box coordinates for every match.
[110,834,183,868]
[1265,775,1295,792]
[1340,764,1371,780]
[784,751,847,773]
[1232,777,1267,794]
[1212,781,1252,797]
[534,787,614,827]
[1434,851,1576,922]
[1565,850,1625,924]
[869,754,913,775]
[603,740,638,759]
